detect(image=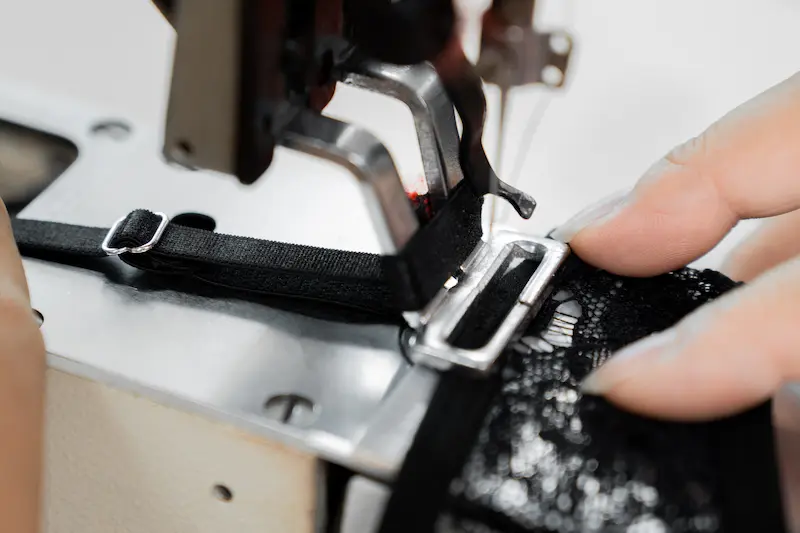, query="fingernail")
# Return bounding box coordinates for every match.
[580,329,678,395]
[550,189,630,243]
